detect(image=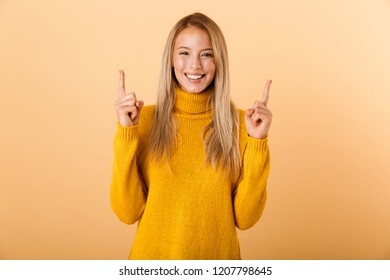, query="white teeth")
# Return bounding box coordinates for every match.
[186,74,203,80]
